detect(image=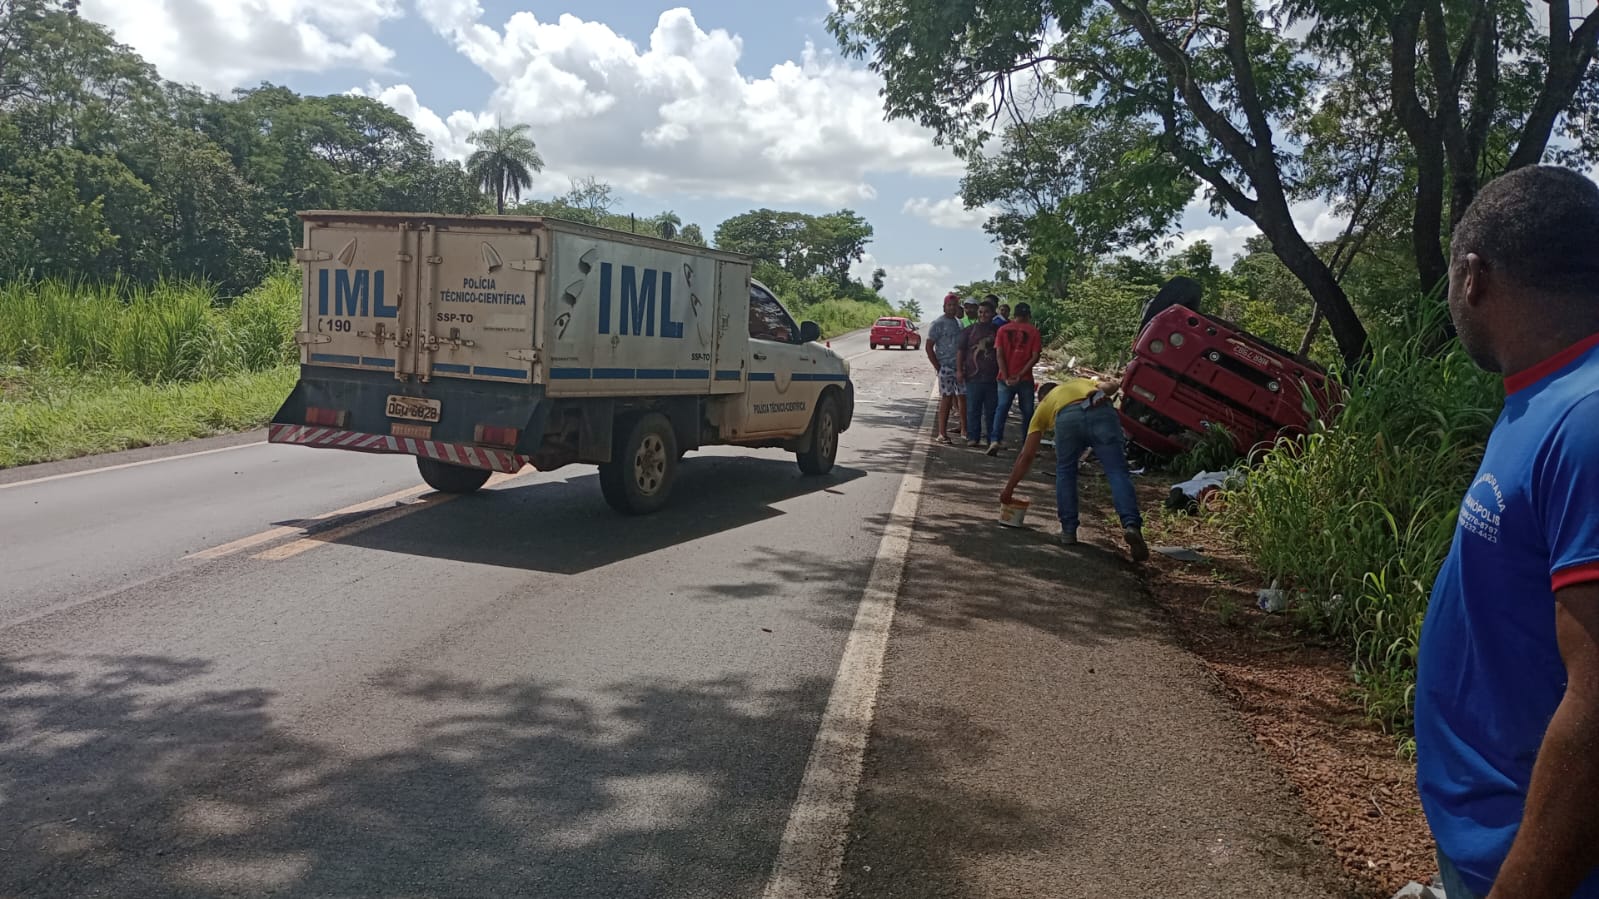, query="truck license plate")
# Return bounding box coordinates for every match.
[386,395,442,423]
